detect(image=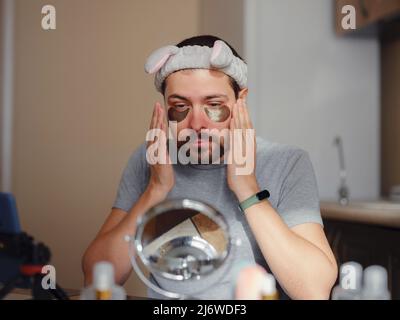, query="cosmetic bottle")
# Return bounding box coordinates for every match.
[80,261,126,300]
